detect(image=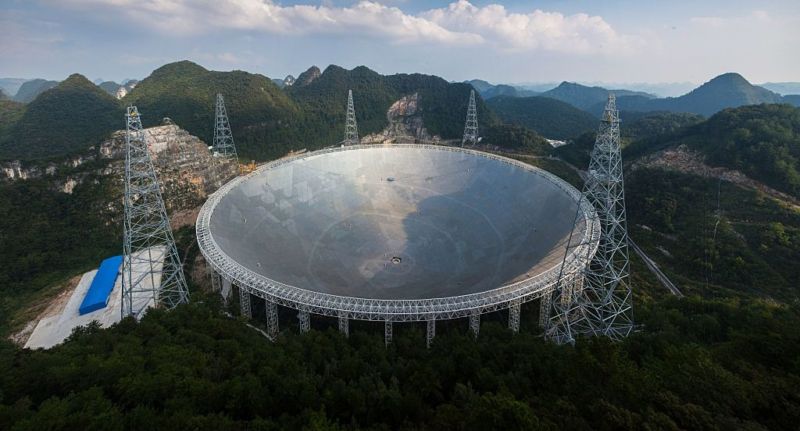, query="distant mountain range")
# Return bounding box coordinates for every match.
[539,82,656,111]
[594,73,789,117]
[759,82,800,96]
[13,79,60,103]
[1,62,796,162]
[466,80,539,99]
[0,74,122,160]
